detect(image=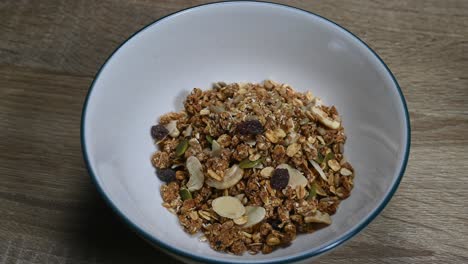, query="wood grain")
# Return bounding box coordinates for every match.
[0,0,467,263]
